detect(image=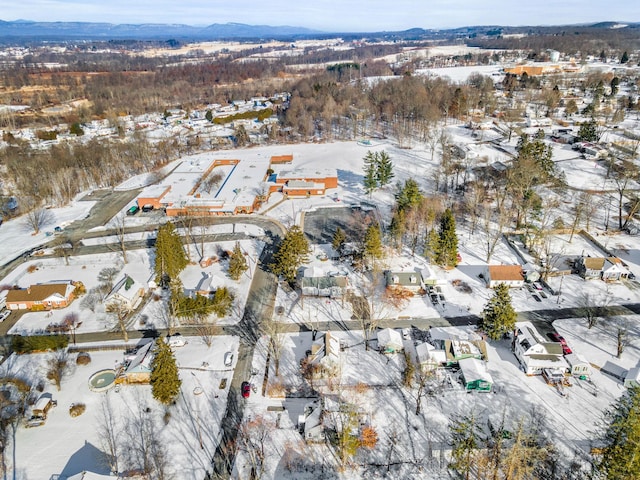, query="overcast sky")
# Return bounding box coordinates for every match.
[3,1,639,31]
